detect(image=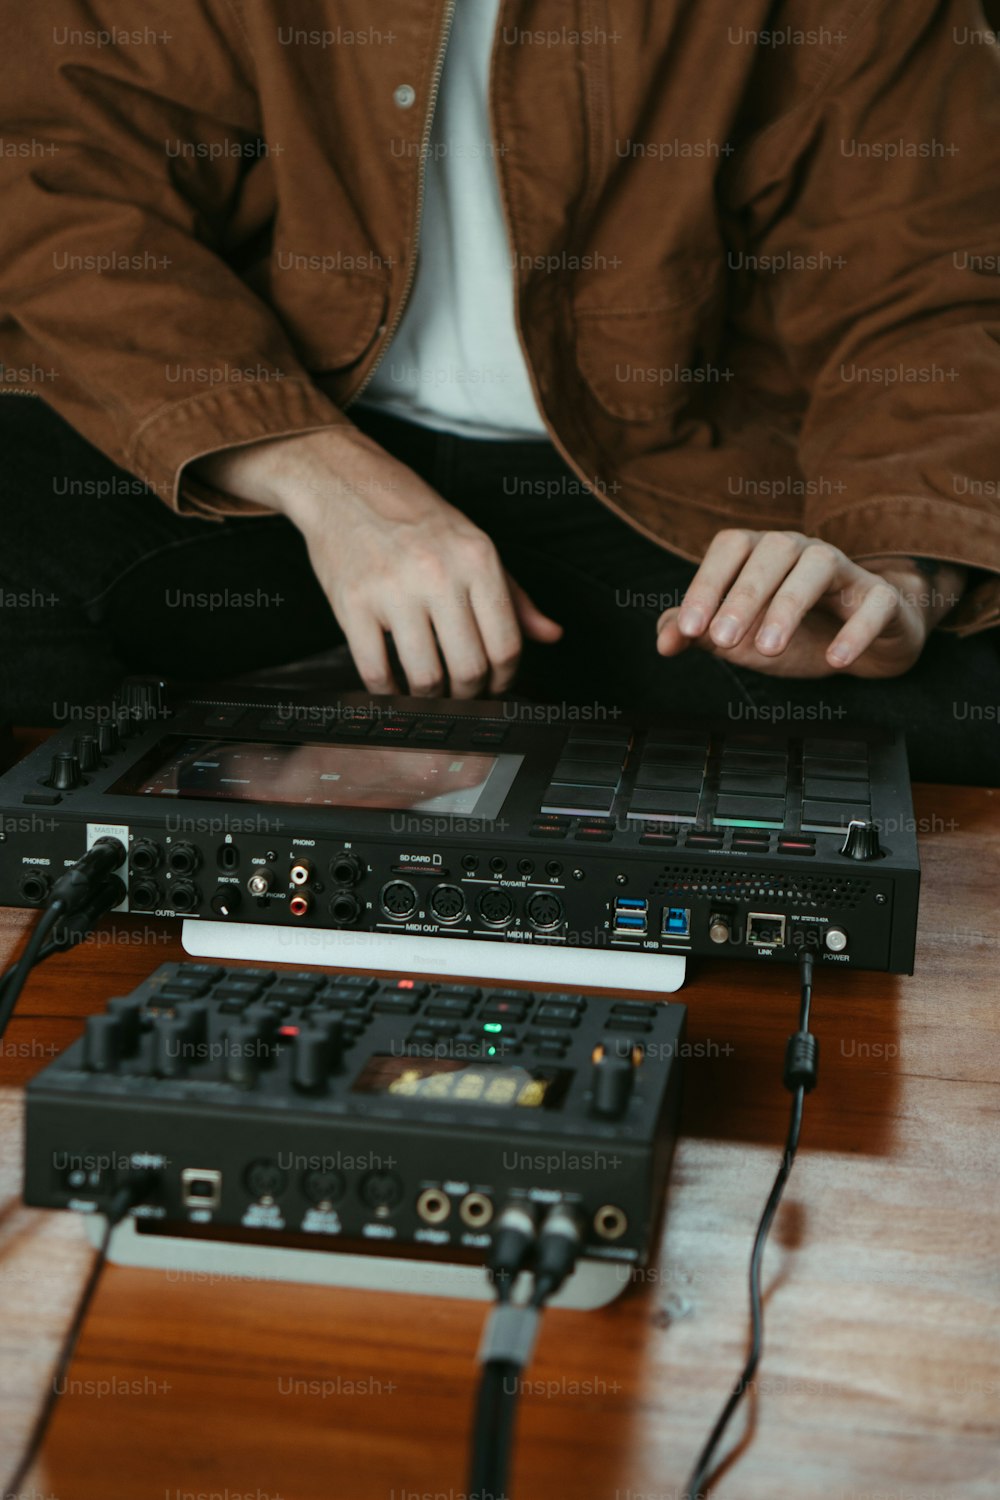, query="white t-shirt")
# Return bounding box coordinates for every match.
[362,0,548,439]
